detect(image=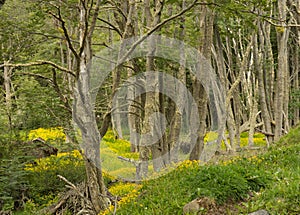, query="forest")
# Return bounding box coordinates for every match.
[0,0,299,214]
